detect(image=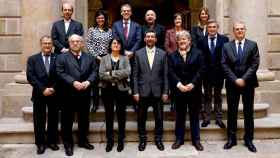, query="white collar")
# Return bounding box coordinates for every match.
[235,38,245,45]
